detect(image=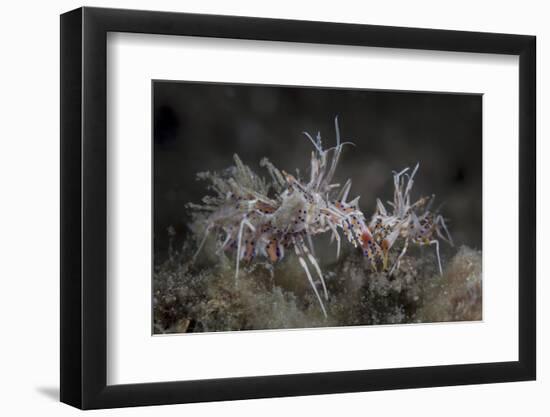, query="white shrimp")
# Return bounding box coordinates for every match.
[188,117,374,317]
[369,164,453,275]
[188,118,452,317]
